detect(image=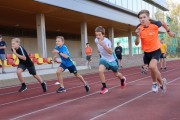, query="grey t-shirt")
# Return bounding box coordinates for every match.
[95,37,115,62]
